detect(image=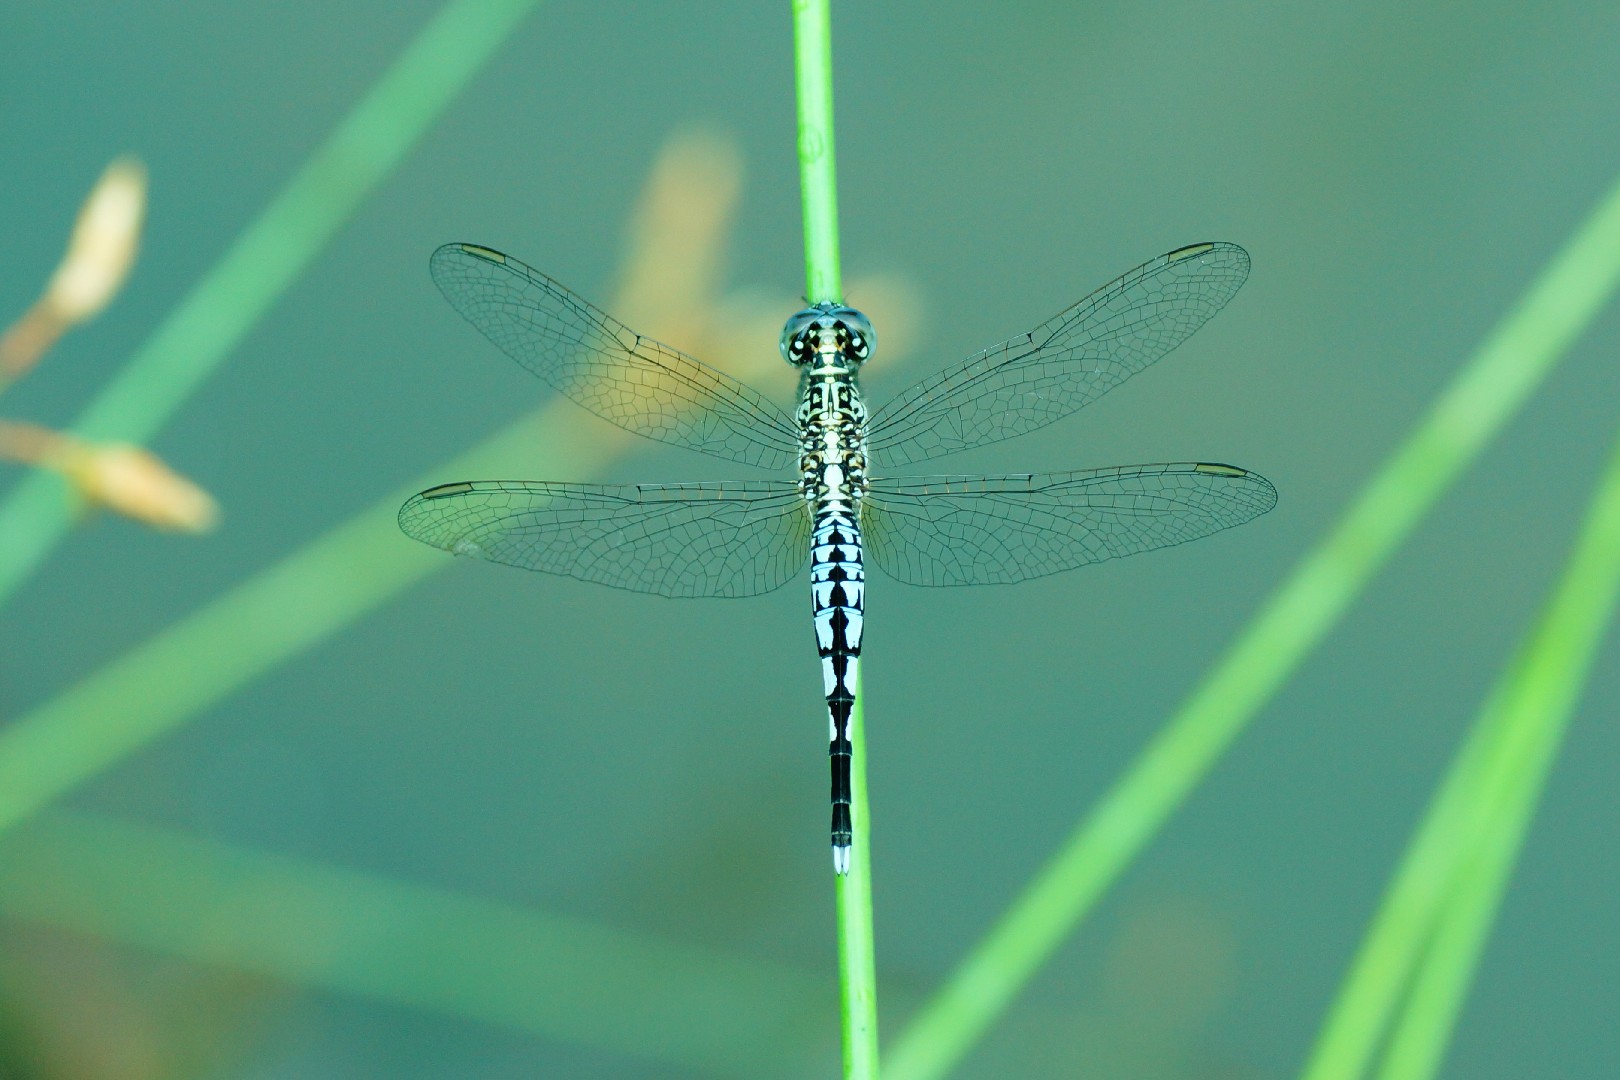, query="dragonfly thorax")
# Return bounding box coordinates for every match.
[796,374,870,500]
[779,302,875,371]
